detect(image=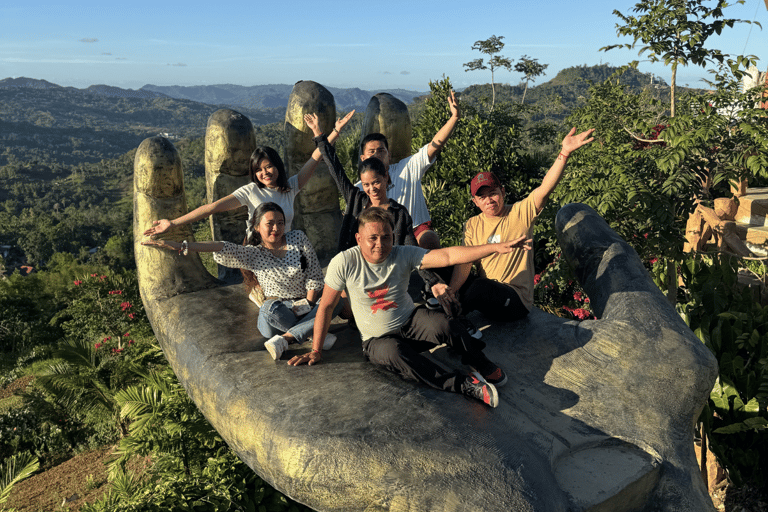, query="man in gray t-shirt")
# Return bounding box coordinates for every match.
[288,207,532,408]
